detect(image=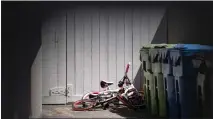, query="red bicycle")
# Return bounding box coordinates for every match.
[72,62,145,111]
